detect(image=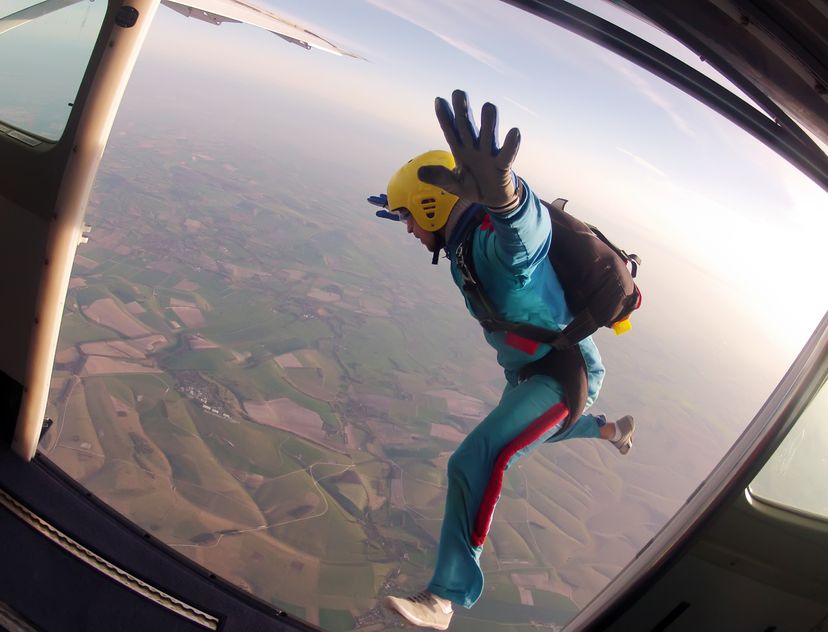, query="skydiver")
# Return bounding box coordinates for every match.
[371,90,635,630]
